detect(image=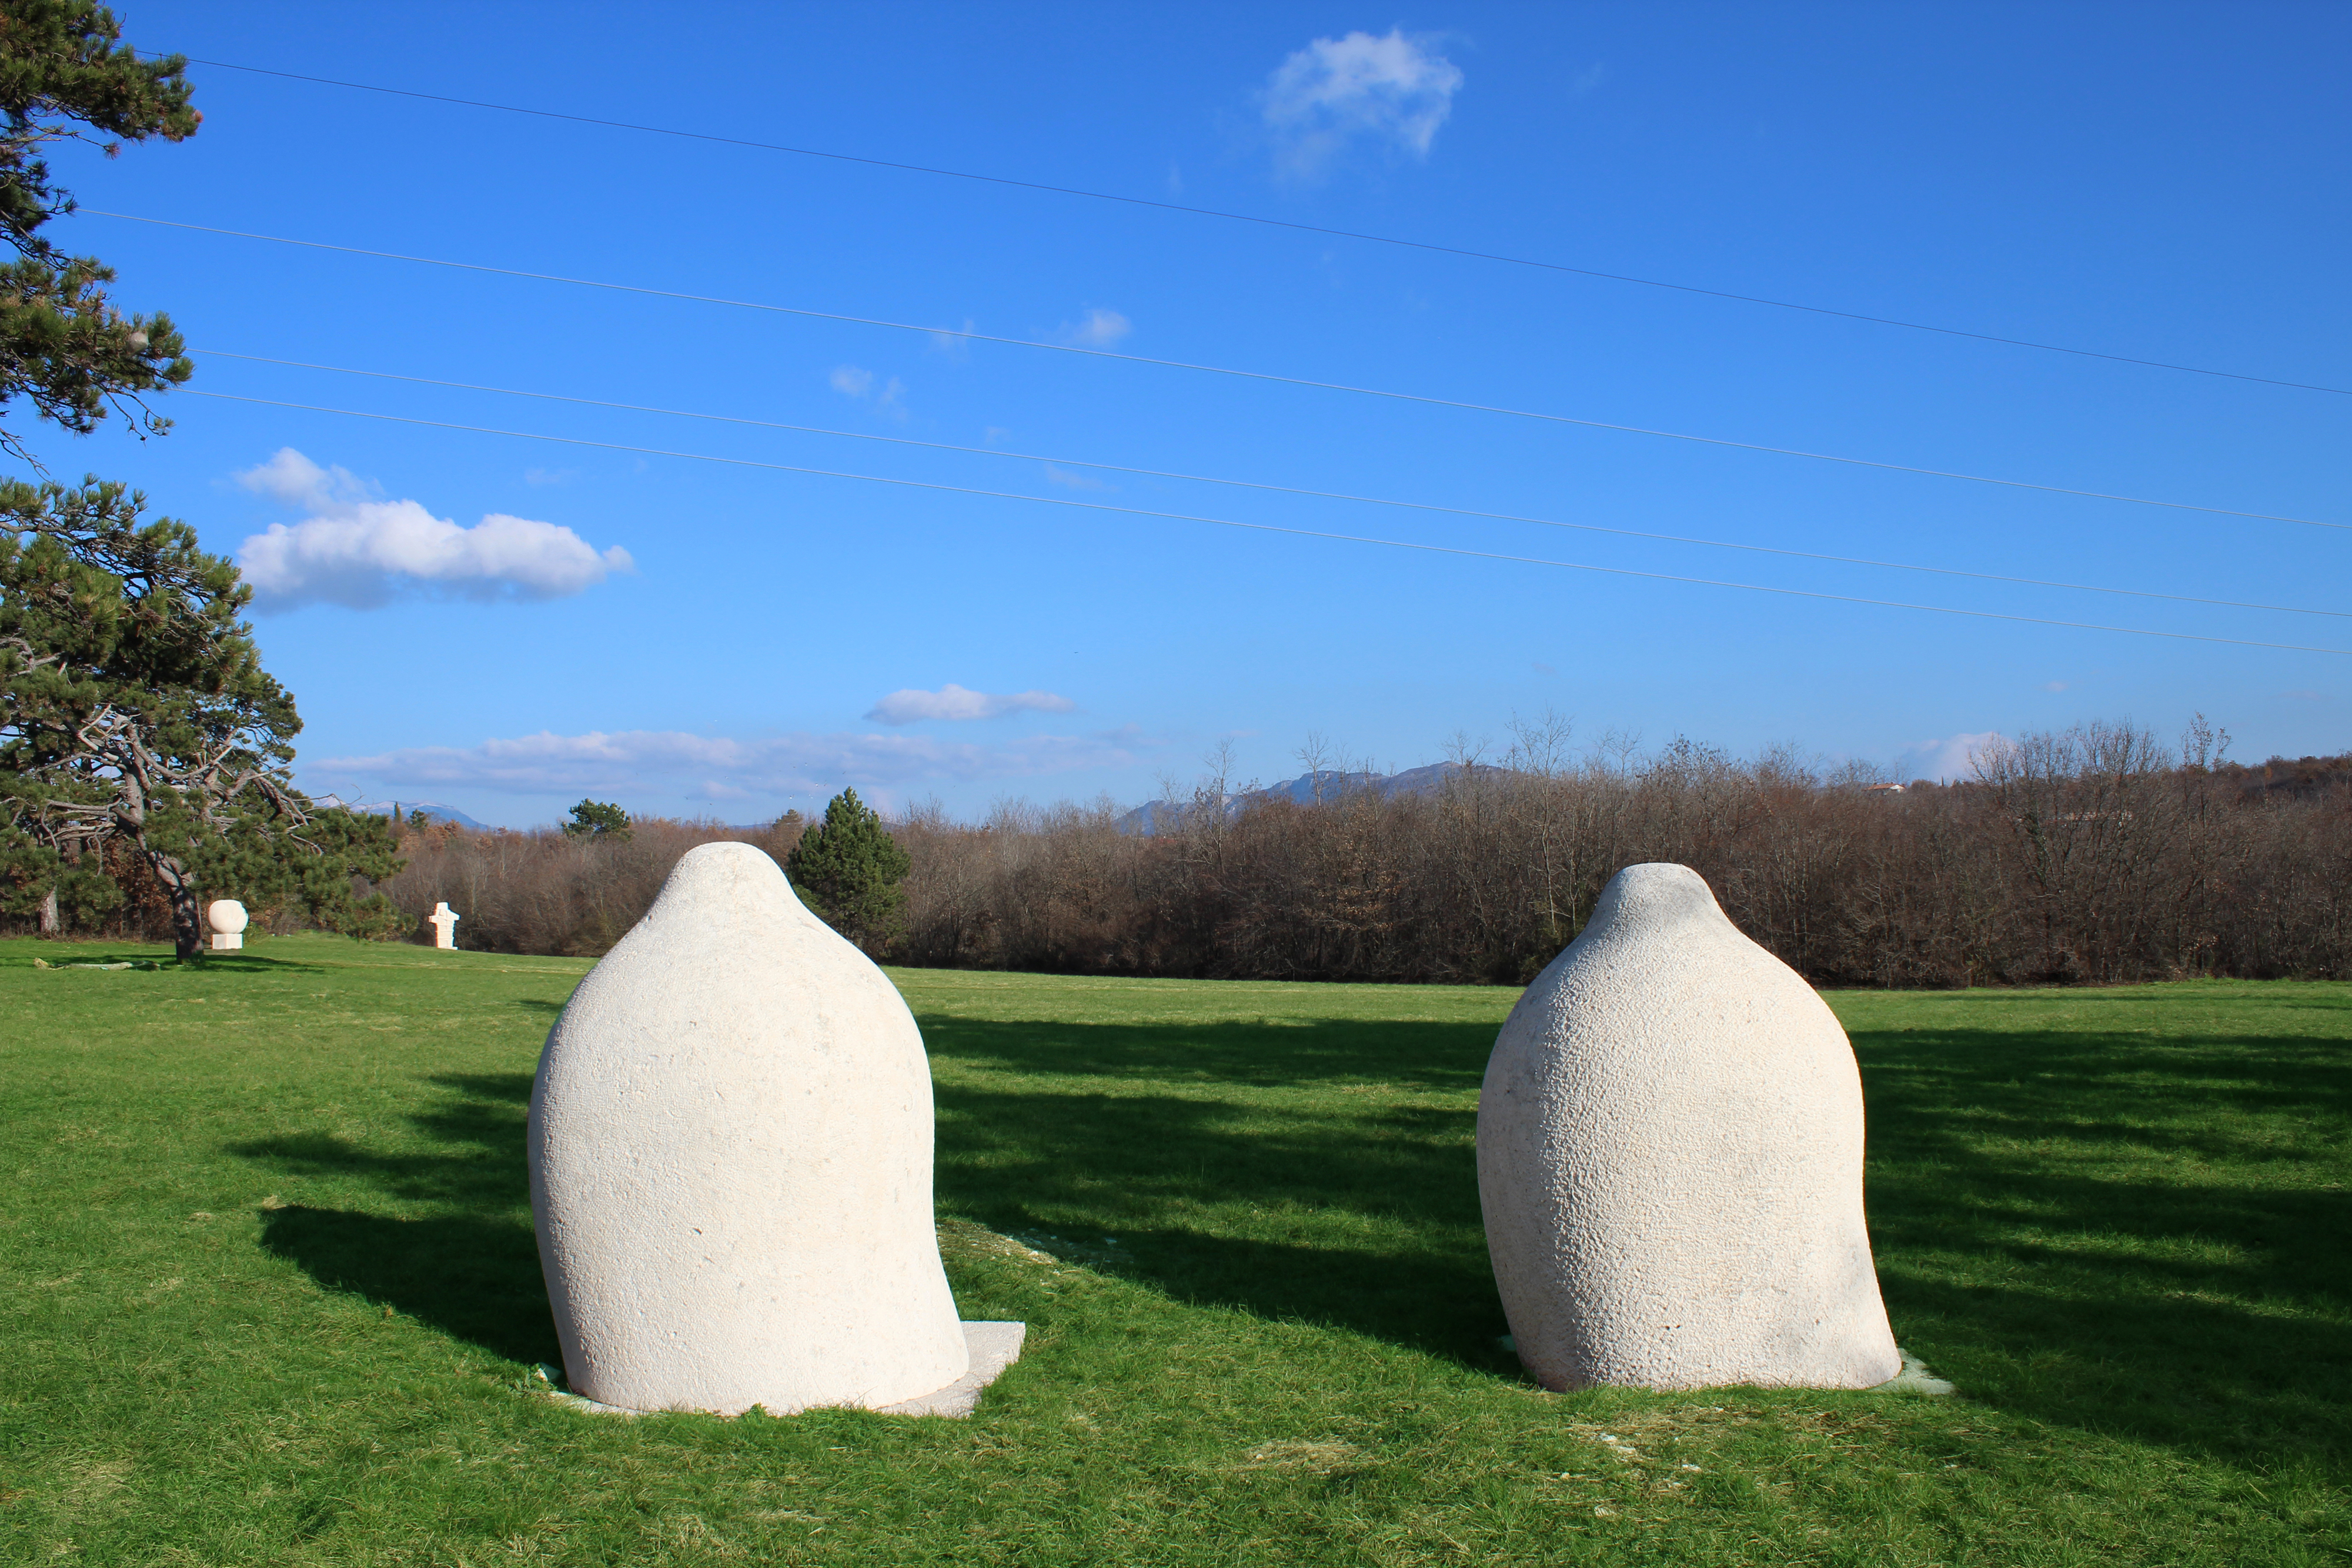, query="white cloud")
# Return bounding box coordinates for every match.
[1043,463,1112,491]
[240,446,369,508]
[1902,731,2007,782]
[864,684,1077,725]
[929,319,978,358]
[1058,307,1130,347]
[1261,28,1463,178]
[310,722,1138,798]
[830,363,907,419]
[233,449,633,610]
